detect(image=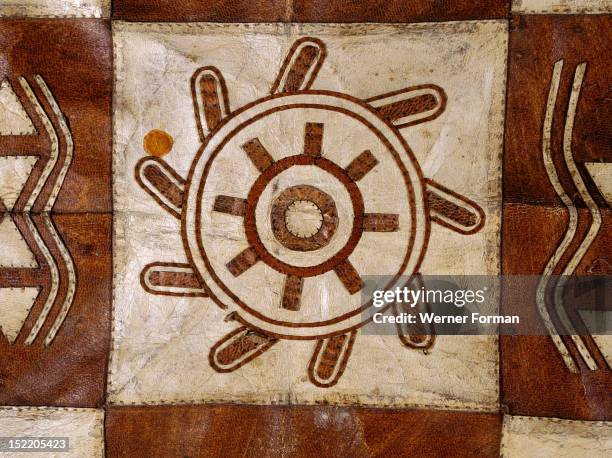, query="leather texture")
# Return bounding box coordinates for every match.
[0,2,610,457]
[105,405,502,457]
[0,19,112,407]
[112,0,508,22]
[501,14,612,421]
